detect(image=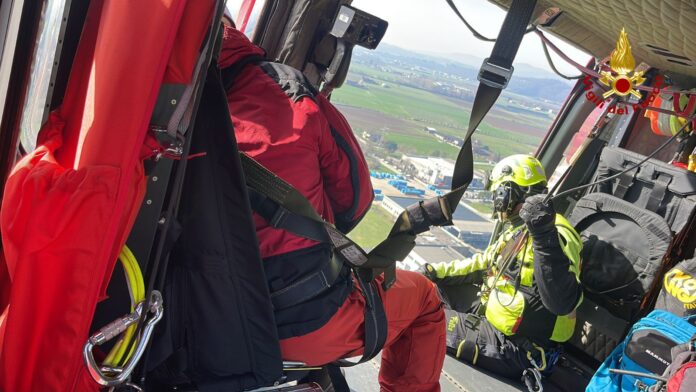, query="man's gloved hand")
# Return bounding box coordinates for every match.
[519,194,555,237]
[417,263,439,282]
